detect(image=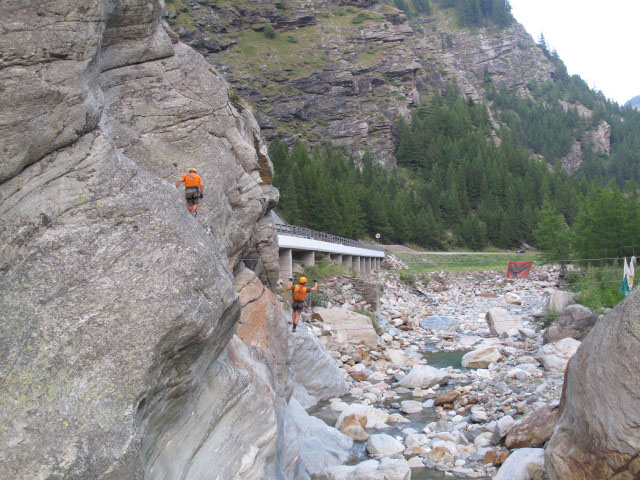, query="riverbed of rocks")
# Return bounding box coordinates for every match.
[300,265,586,479]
